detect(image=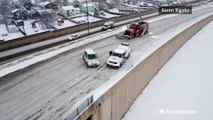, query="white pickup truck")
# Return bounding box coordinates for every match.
[107,42,131,68]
